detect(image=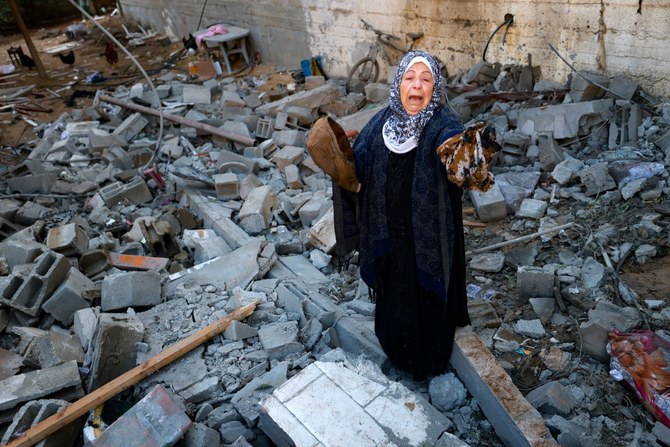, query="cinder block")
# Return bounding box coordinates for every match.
[517,266,555,299]
[255,117,275,139]
[306,208,336,254]
[46,223,89,257]
[88,128,127,150]
[15,202,54,226]
[284,165,303,189]
[139,220,180,258]
[73,307,100,351]
[273,129,306,148]
[122,177,153,205]
[99,181,125,207]
[298,198,329,228]
[112,112,149,142]
[238,185,277,235]
[0,250,70,317]
[102,146,133,169]
[7,174,59,195]
[24,331,85,369]
[213,172,240,200]
[101,270,162,311]
[525,381,576,416]
[0,240,45,270]
[469,183,507,222]
[0,360,83,414]
[88,313,144,392]
[0,399,83,446]
[273,145,305,172]
[42,268,95,325]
